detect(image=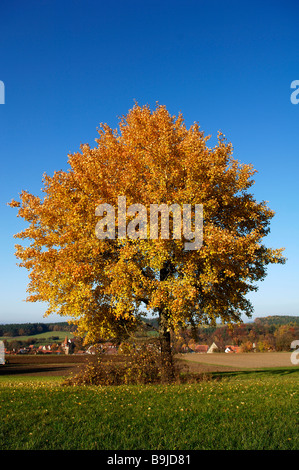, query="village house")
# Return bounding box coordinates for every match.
[60,336,75,354]
[180,342,243,354]
[194,345,209,353]
[225,345,241,353]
